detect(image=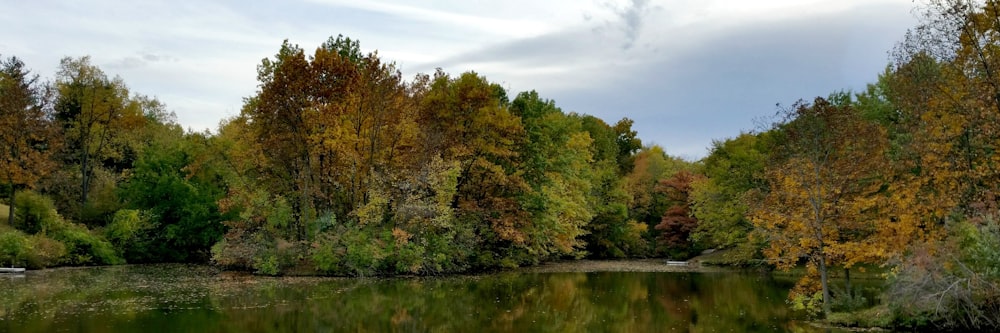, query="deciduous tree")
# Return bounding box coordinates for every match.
[751,97,890,316]
[53,56,146,220]
[0,56,57,225]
